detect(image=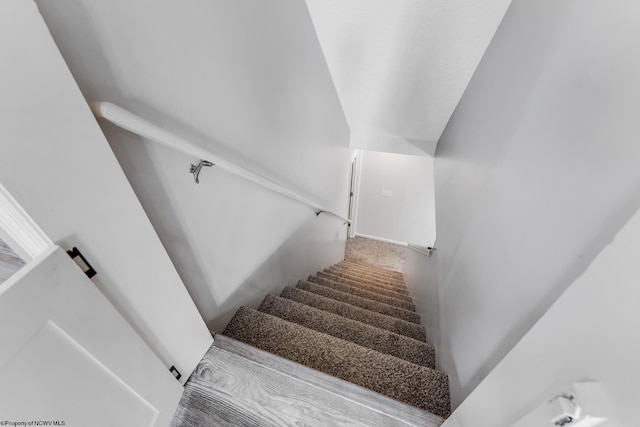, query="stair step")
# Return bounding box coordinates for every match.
[316,270,411,299]
[337,266,405,284]
[258,294,434,368]
[222,307,450,418]
[333,261,406,282]
[280,287,427,342]
[308,275,416,311]
[340,260,405,279]
[172,342,434,426]
[324,266,409,295]
[296,280,421,324]
[213,335,445,426]
[326,267,406,288]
